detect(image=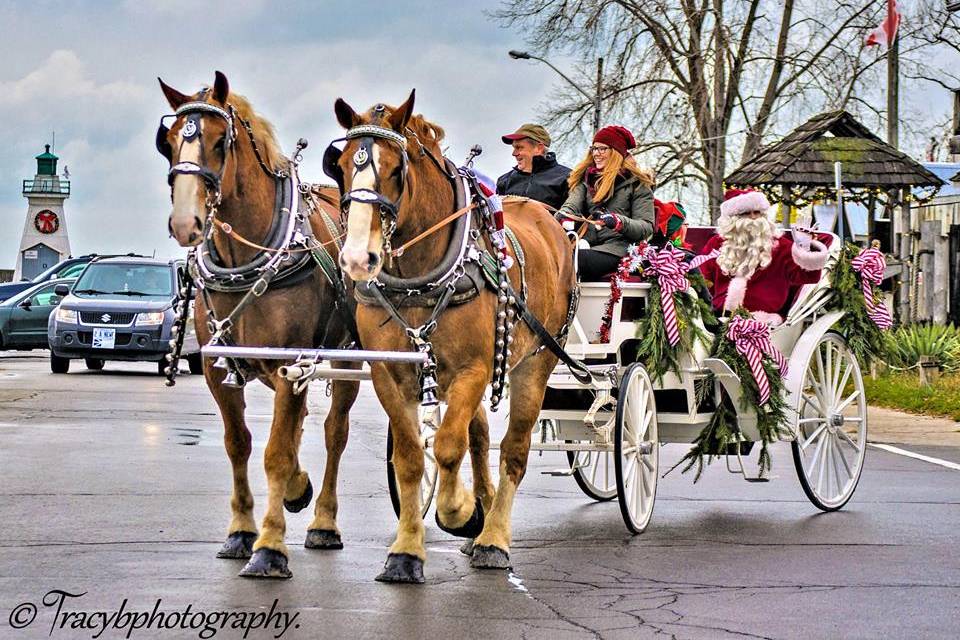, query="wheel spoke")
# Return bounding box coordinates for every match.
[831,436,845,495]
[834,359,853,404]
[801,391,826,417]
[641,453,655,473]
[834,435,853,479]
[818,435,832,497]
[813,431,828,488]
[590,451,600,485]
[801,423,828,451]
[837,428,860,449]
[824,342,835,402]
[835,389,862,413]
